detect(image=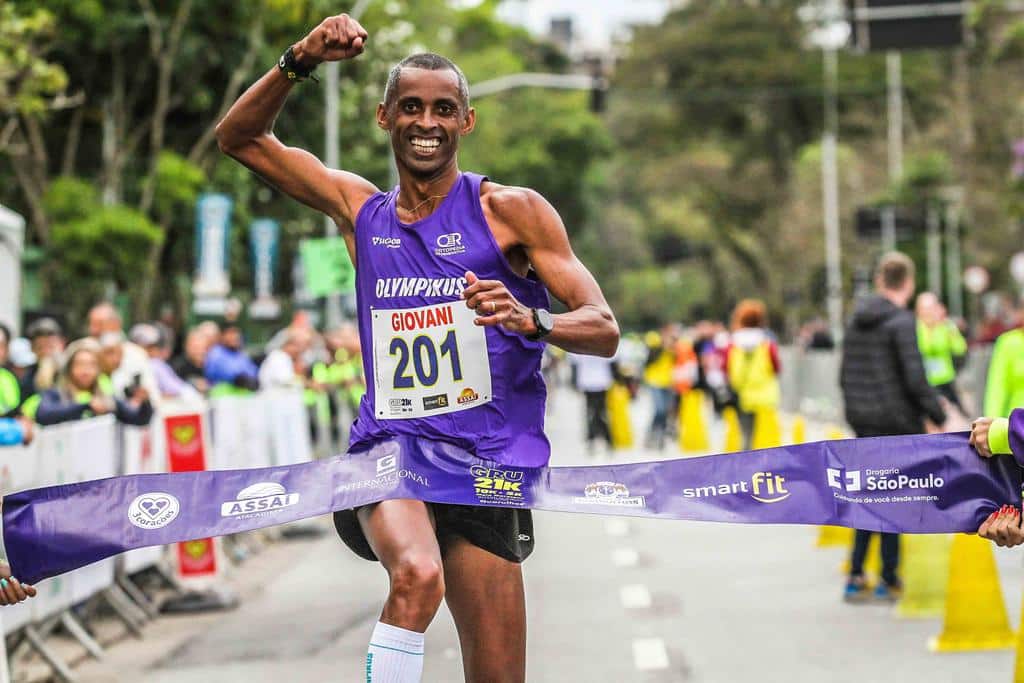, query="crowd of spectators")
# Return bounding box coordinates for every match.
[0,303,366,447]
